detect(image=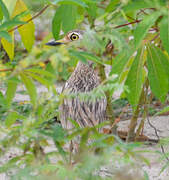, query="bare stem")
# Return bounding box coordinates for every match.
[98,64,117,134]
[127,82,146,142]
[114,19,141,29]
